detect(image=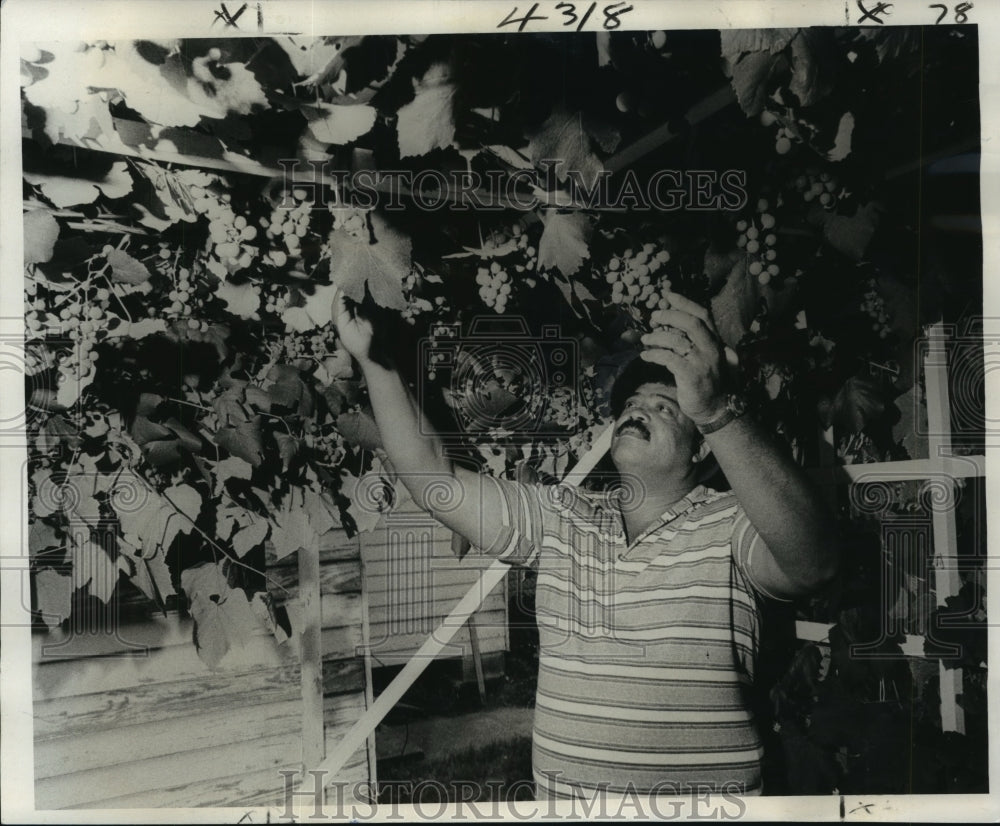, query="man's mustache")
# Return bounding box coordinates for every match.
[615,417,651,441]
